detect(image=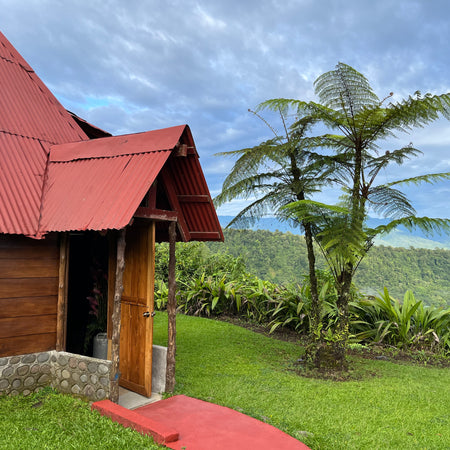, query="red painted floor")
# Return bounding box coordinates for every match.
[134,395,310,450]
